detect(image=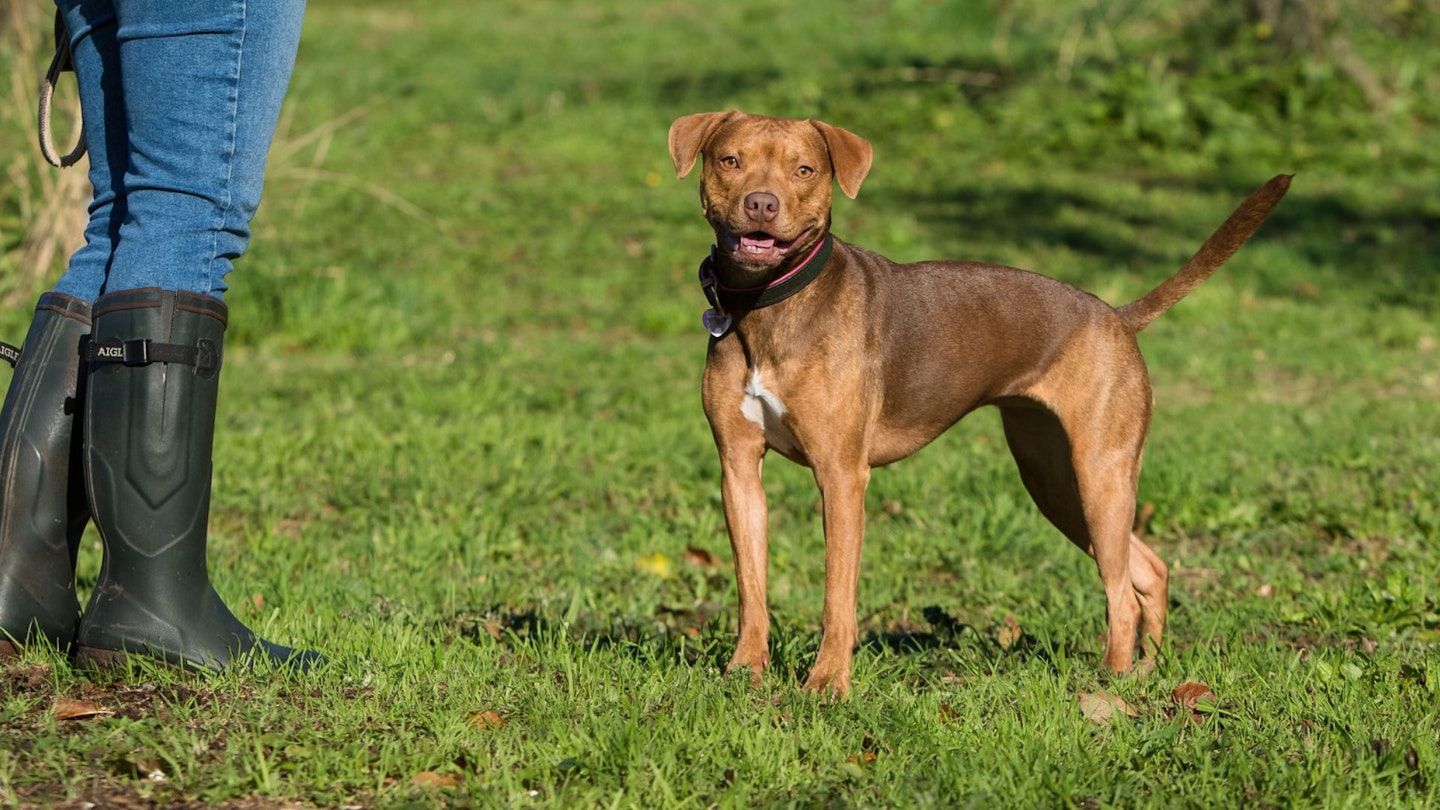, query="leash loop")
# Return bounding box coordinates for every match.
[39,10,87,168]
